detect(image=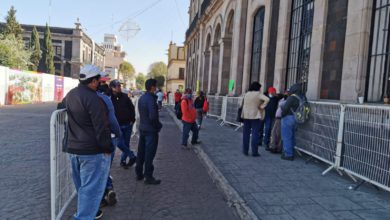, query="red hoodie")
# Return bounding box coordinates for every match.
[181,97,197,123]
[174,92,182,103]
